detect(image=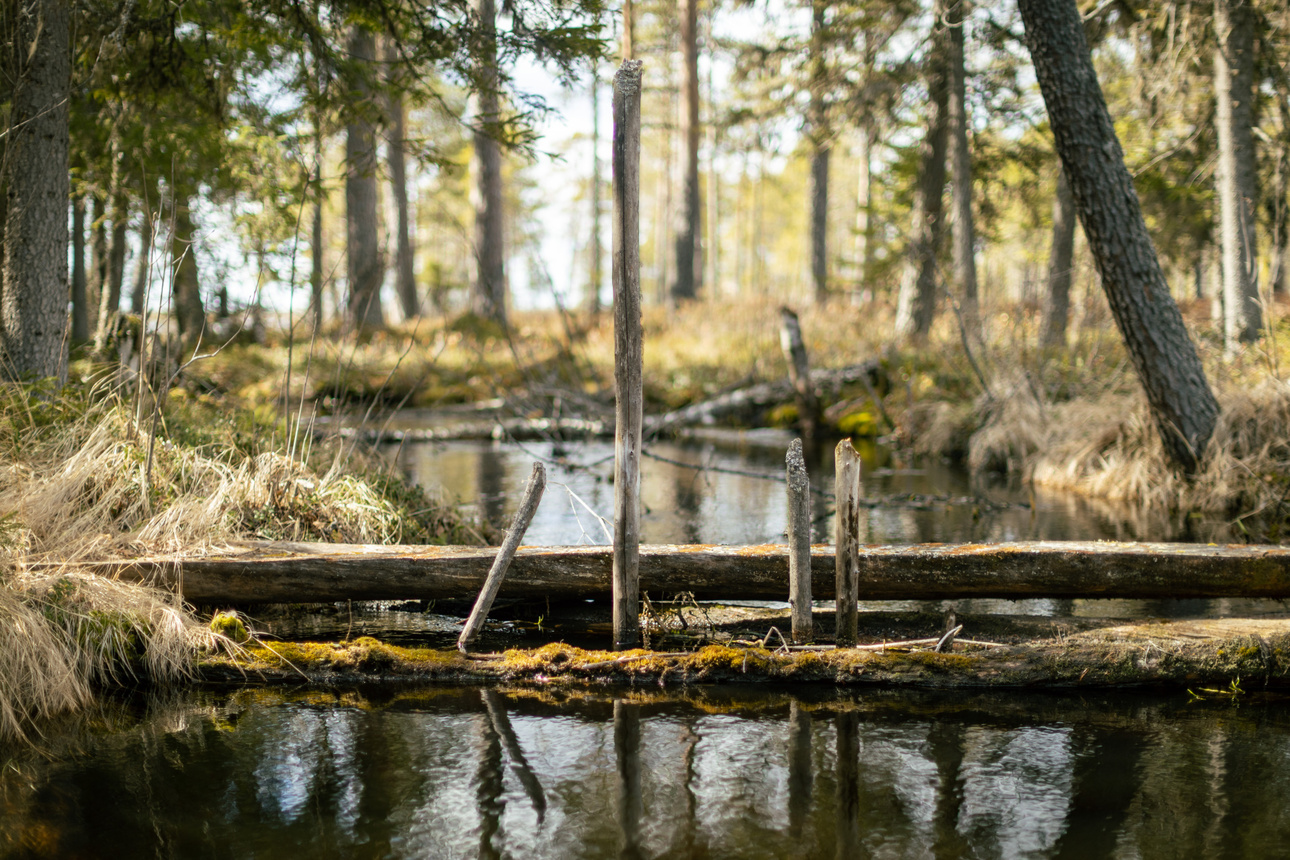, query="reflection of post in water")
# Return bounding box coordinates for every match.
[476,692,506,860]
[482,690,547,823]
[788,701,814,840]
[614,699,644,860]
[678,722,699,856]
[477,442,508,533]
[1051,727,1146,859]
[926,722,968,857]
[834,710,861,860]
[672,465,704,545]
